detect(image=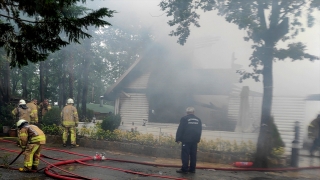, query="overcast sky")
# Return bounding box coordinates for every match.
[86,0,320,97]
